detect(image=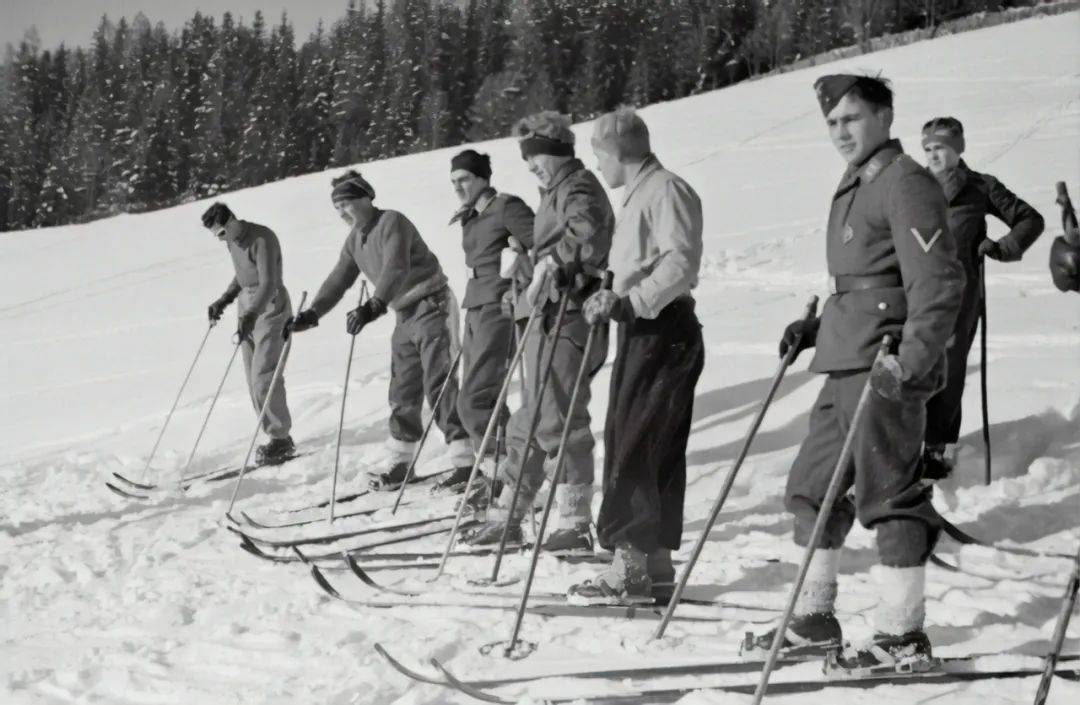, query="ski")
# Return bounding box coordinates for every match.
[236,522,473,563]
[386,651,1080,704]
[108,451,310,500]
[227,512,457,548]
